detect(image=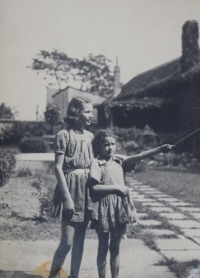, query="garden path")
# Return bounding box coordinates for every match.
[0,173,200,277]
